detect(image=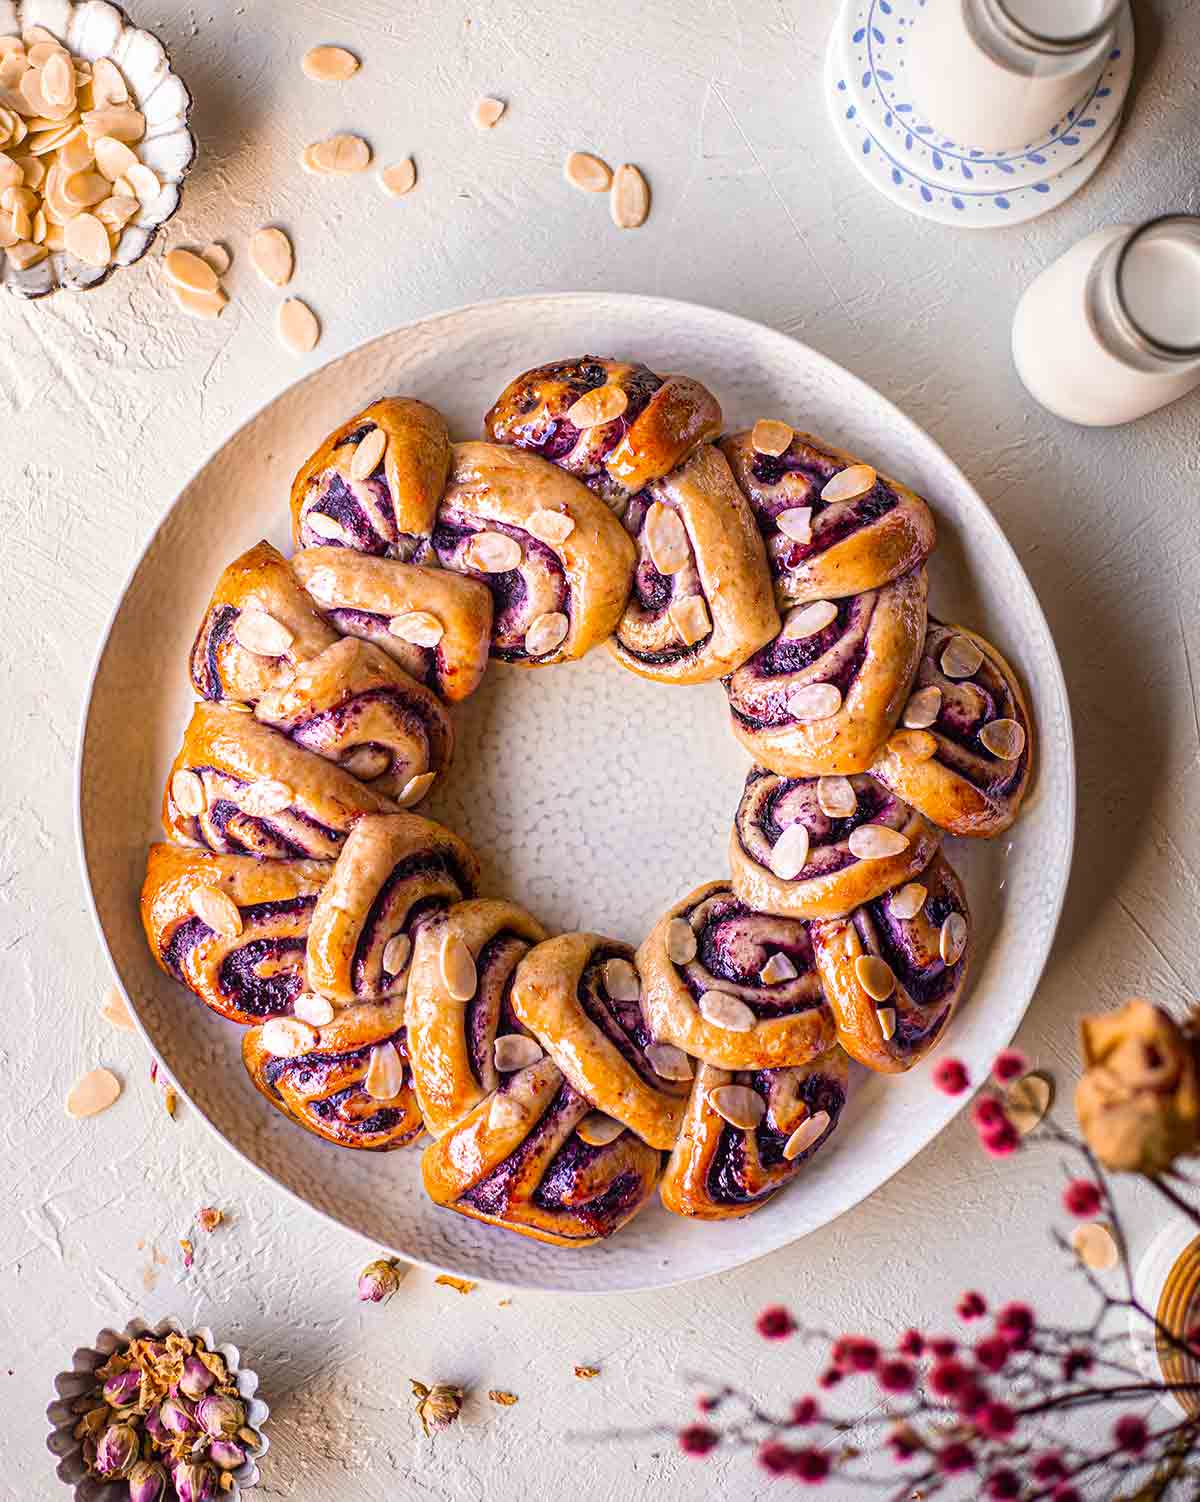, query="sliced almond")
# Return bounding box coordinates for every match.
[489,1090,530,1131]
[441,933,477,1001]
[610,162,650,228]
[776,507,813,544]
[302,45,360,81]
[759,951,799,985]
[91,58,128,109]
[238,780,294,817]
[171,769,206,816]
[1006,1071,1053,1135]
[890,883,928,922]
[855,953,896,1002]
[564,150,612,193]
[465,531,521,573]
[249,223,294,288]
[940,634,984,679]
[788,682,842,721]
[40,50,74,111]
[349,424,388,480]
[365,1040,405,1100]
[93,133,137,181]
[94,193,138,228]
[398,771,436,807]
[66,1067,122,1119]
[820,463,876,503]
[603,957,640,1002]
[888,729,937,762]
[1071,1221,1119,1271]
[877,1005,898,1041]
[170,284,229,320]
[577,1112,625,1146]
[189,885,243,938]
[63,168,109,210]
[525,610,569,658]
[303,133,371,173]
[472,96,505,129]
[342,746,390,783]
[200,241,231,275]
[494,1034,543,1072]
[782,600,838,640]
[980,718,1026,761]
[708,1084,765,1131]
[847,825,909,860]
[566,383,628,429]
[816,775,856,818]
[389,610,443,647]
[383,932,412,977]
[7,237,44,268]
[101,985,136,1032]
[379,157,417,196]
[666,917,697,965]
[82,106,145,144]
[57,131,94,176]
[903,685,942,729]
[526,507,574,544]
[699,990,755,1032]
[233,607,293,655]
[63,210,109,266]
[939,912,968,967]
[125,162,160,204]
[770,821,810,881]
[783,1108,831,1160]
[667,594,711,648]
[0,153,20,193]
[751,419,794,457]
[645,1041,693,1082]
[644,501,689,575]
[278,298,320,353]
[293,991,335,1026]
[164,246,219,295]
[305,511,346,541]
